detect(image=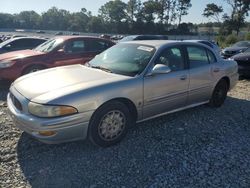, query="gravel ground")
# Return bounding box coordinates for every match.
[1,79,250,188]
